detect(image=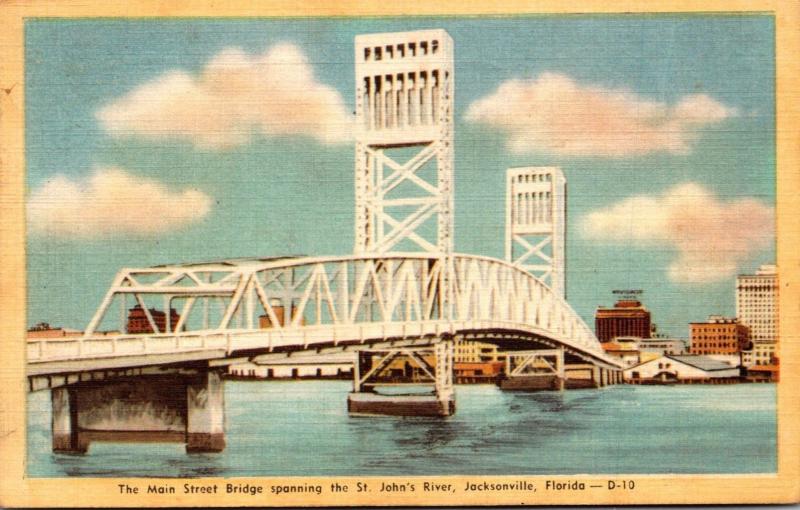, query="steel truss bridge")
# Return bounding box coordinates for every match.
[28,253,620,376]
